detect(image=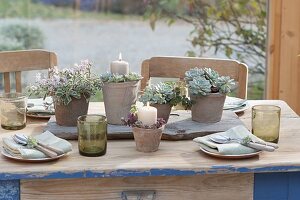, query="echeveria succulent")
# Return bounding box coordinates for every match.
[139,82,182,106]
[185,67,235,96]
[100,72,142,83]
